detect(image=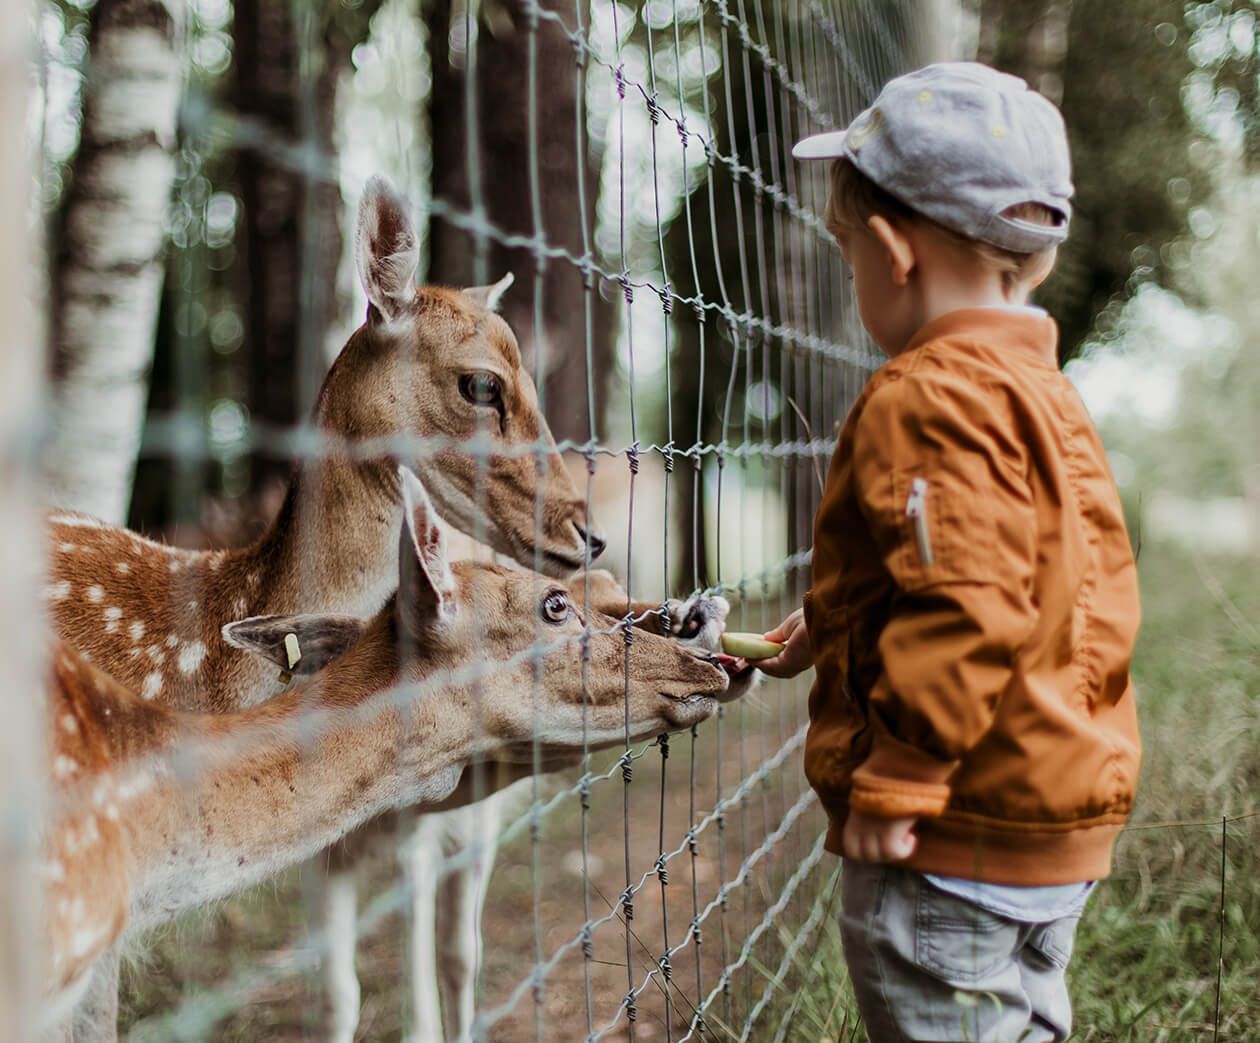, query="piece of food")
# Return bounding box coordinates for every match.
[720,632,785,660]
